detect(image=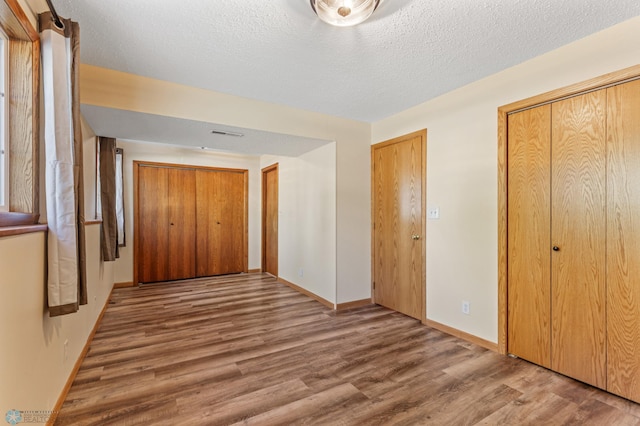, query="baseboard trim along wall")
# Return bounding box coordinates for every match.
[277,277,334,309]
[247,268,262,273]
[424,319,498,352]
[113,281,135,288]
[48,288,114,425]
[336,299,372,311]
